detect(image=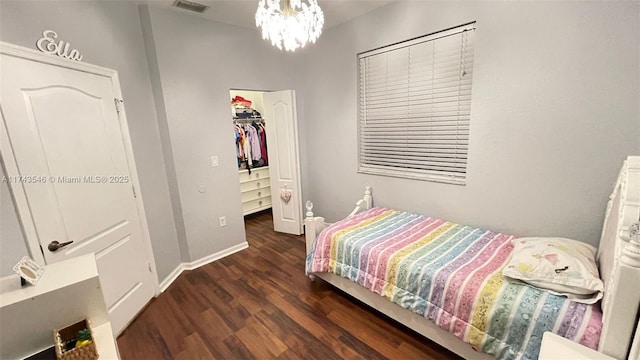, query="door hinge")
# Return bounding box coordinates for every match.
[132,184,137,198]
[114,98,124,114]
